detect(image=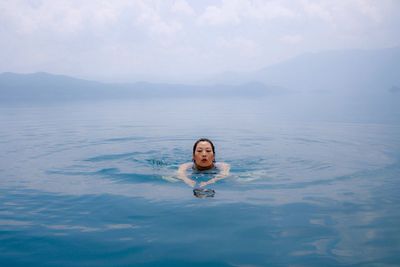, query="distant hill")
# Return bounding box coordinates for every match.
[1,46,399,123]
[205,46,400,123]
[209,46,400,95]
[0,72,284,103]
